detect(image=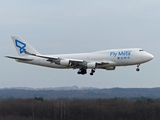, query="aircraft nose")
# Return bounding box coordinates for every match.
[146,53,154,61]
